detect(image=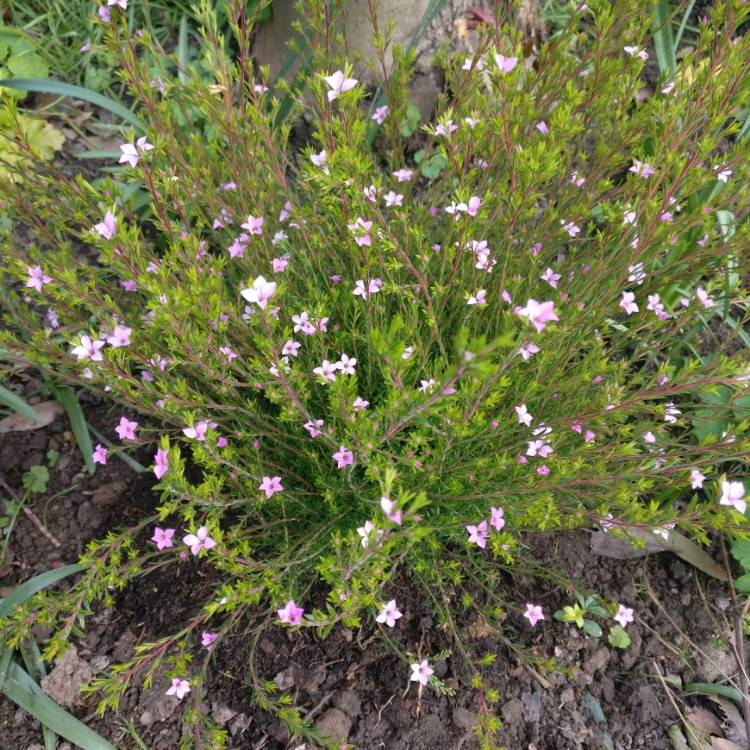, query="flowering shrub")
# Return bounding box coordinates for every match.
[1,0,750,746]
